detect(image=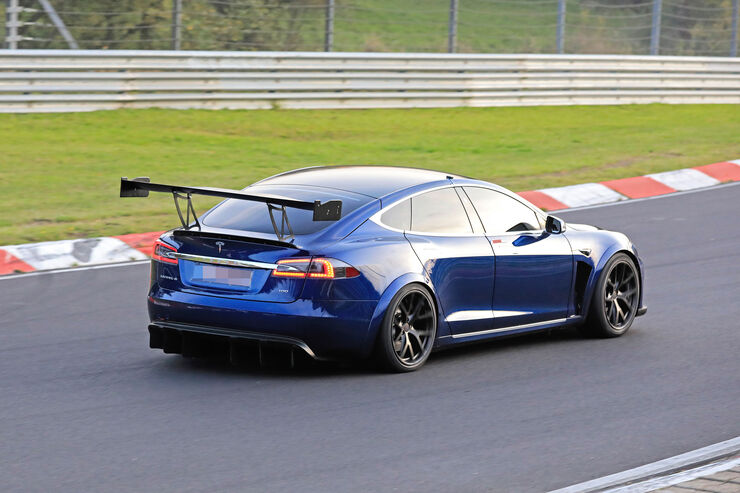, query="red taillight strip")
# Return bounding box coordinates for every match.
[153,240,178,265]
[272,257,357,279]
[272,258,310,278]
[308,258,334,279]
